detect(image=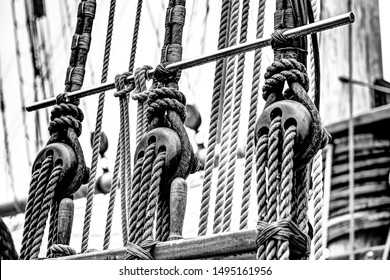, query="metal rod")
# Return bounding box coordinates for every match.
[26,12,355,112]
[339,76,390,95]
